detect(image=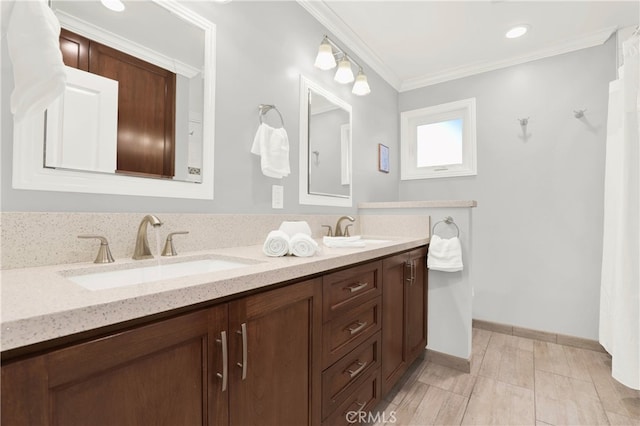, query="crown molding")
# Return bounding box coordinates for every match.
[399,25,618,92]
[297,0,402,91]
[296,1,618,94]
